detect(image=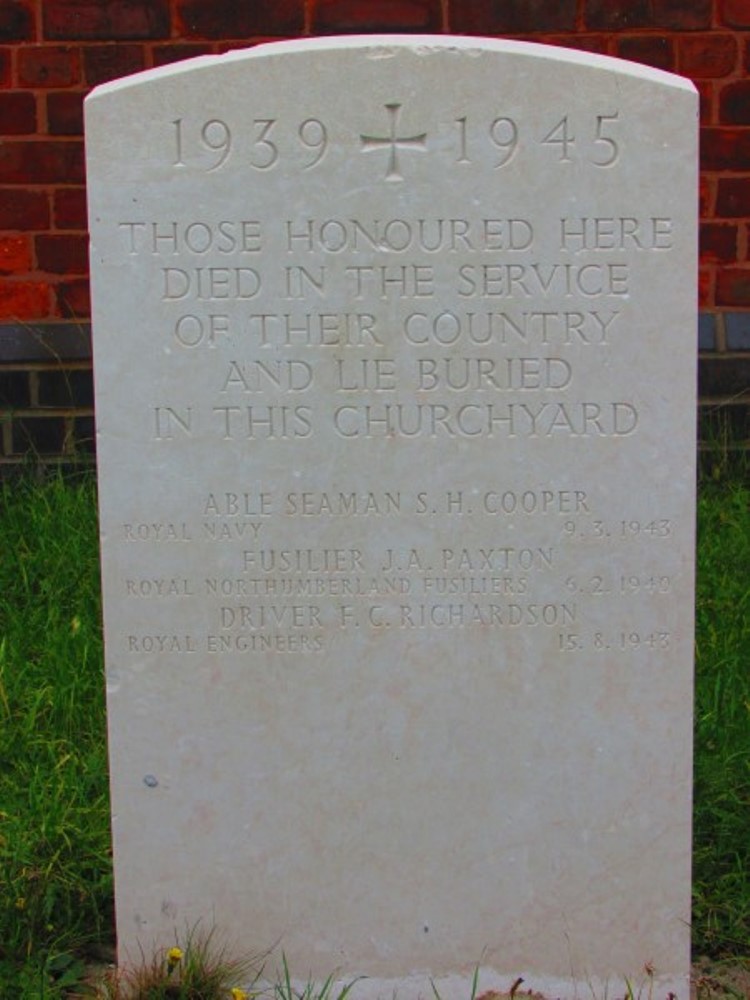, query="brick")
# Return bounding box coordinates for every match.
[0,188,49,228]
[699,176,713,217]
[0,280,51,318]
[36,367,93,406]
[177,0,304,38]
[585,0,651,30]
[0,1,33,41]
[0,233,31,272]
[726,313,750,348]
[716,177,750,216]
[716,267,750,305]
[0,320,91,361]
[83,43,145,84]
[0,370,29,405]
[54,277,90,317]
[452,0,576,32]
[700,222,738,263]
[616,35,674,70]
[0,92,36,134]
[43,0,170,40]
[0,140,84,183]
[698,267,713,307]
[700,356,750,394]
[46,90,84,134]
[699,405,750,447]
[678,34,737,78]
[12,415,67,454]
[651,0,711,29]
[71,413,95,454]
[720,0,750,27]
[216,39,287,53]
[0,46,11,85]
[719,81,750,125]
[18,45,80,87]
[701,127,750,171]
[698,312,716,350]
[36,233,88,273]
[544,34,611,55]
[151,43,212,67]
[696,81,713,122]
[53,186,87,228]
[314,0,441,32]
